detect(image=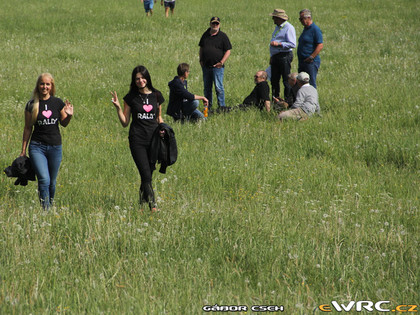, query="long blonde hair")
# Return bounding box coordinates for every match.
[29,73,56,125]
